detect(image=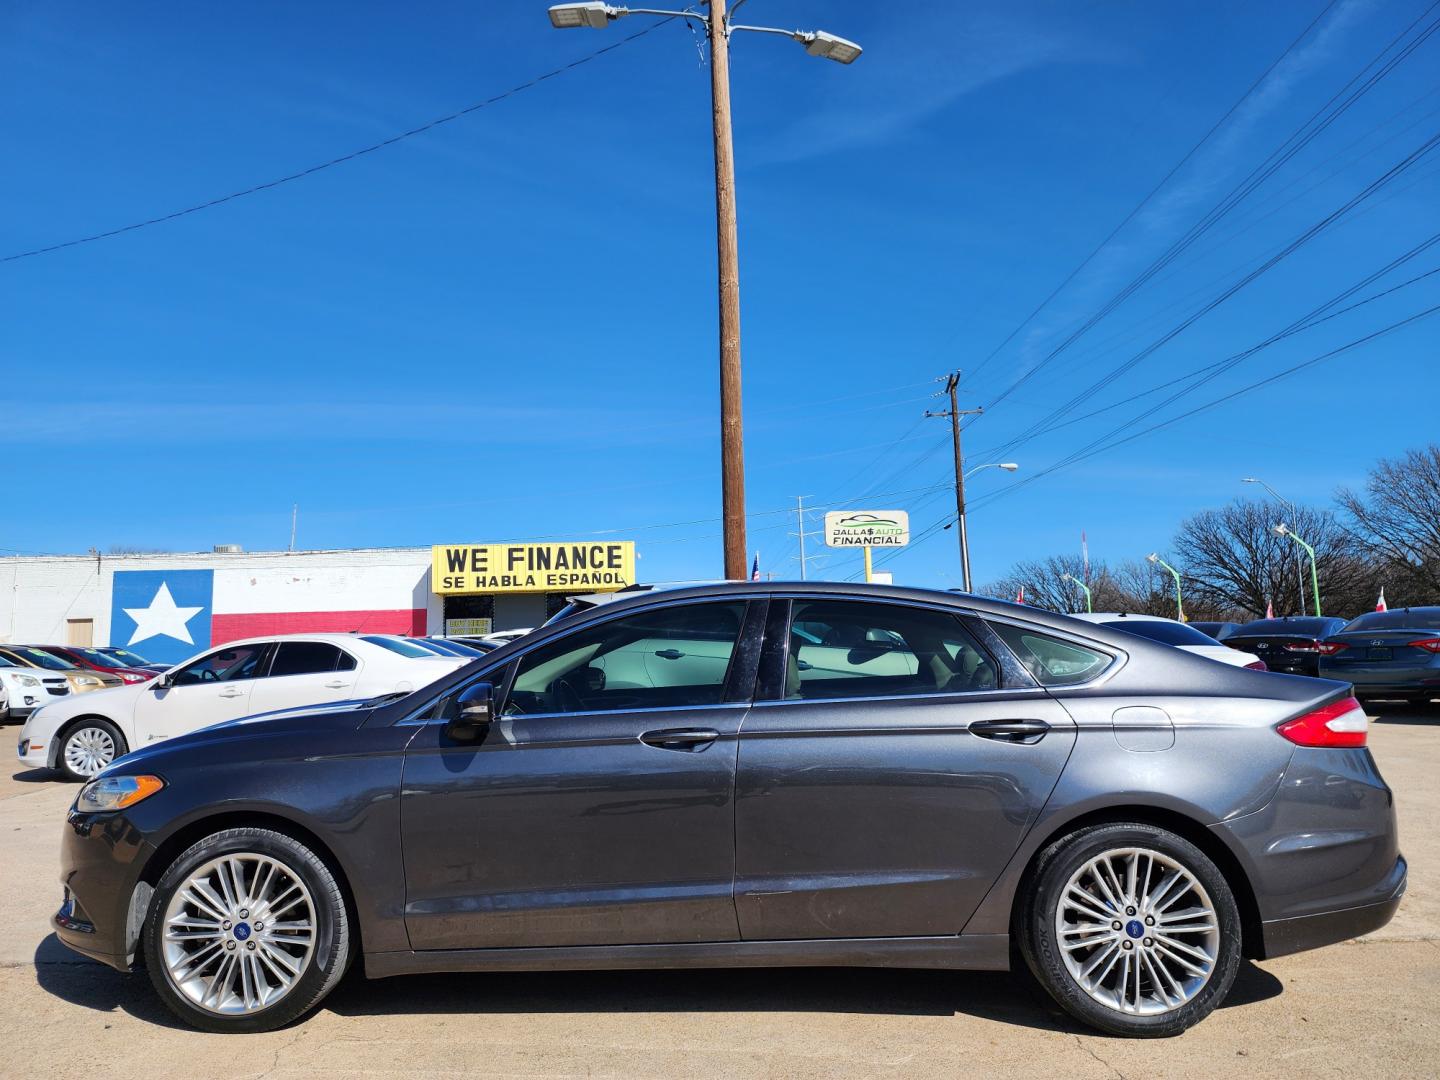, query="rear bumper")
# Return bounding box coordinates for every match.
[1260,855,1406,958]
